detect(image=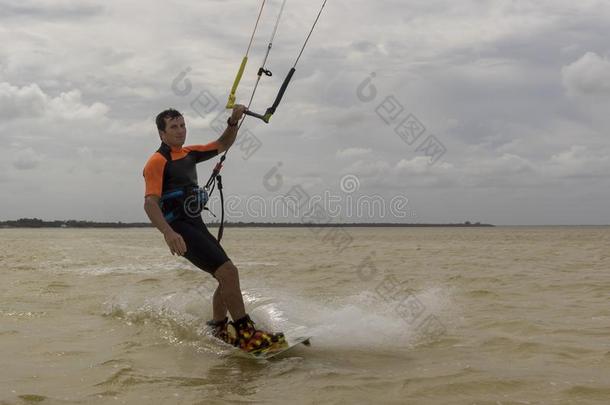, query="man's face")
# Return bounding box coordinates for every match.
[159,116,187,147]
